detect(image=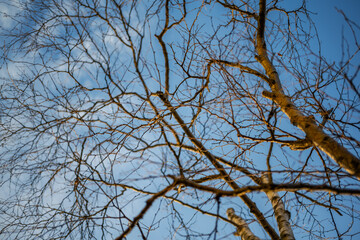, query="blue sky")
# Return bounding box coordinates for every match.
[308,0,360,59]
